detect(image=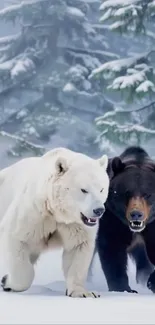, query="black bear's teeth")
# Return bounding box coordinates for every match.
[130,221,143,228]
